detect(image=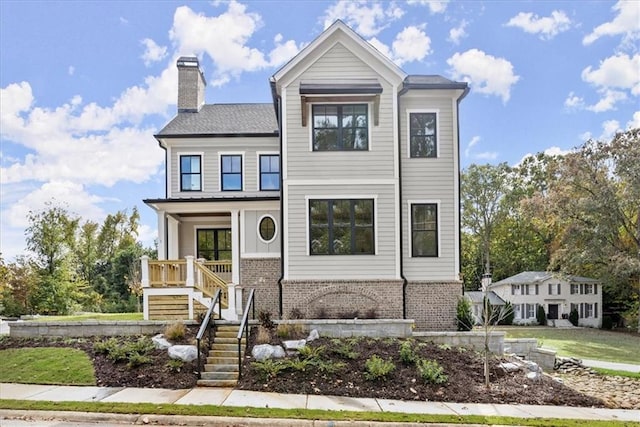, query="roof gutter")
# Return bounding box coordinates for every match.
[456,85,470,295]
[272,82,285,318]
[397,90,408,319]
